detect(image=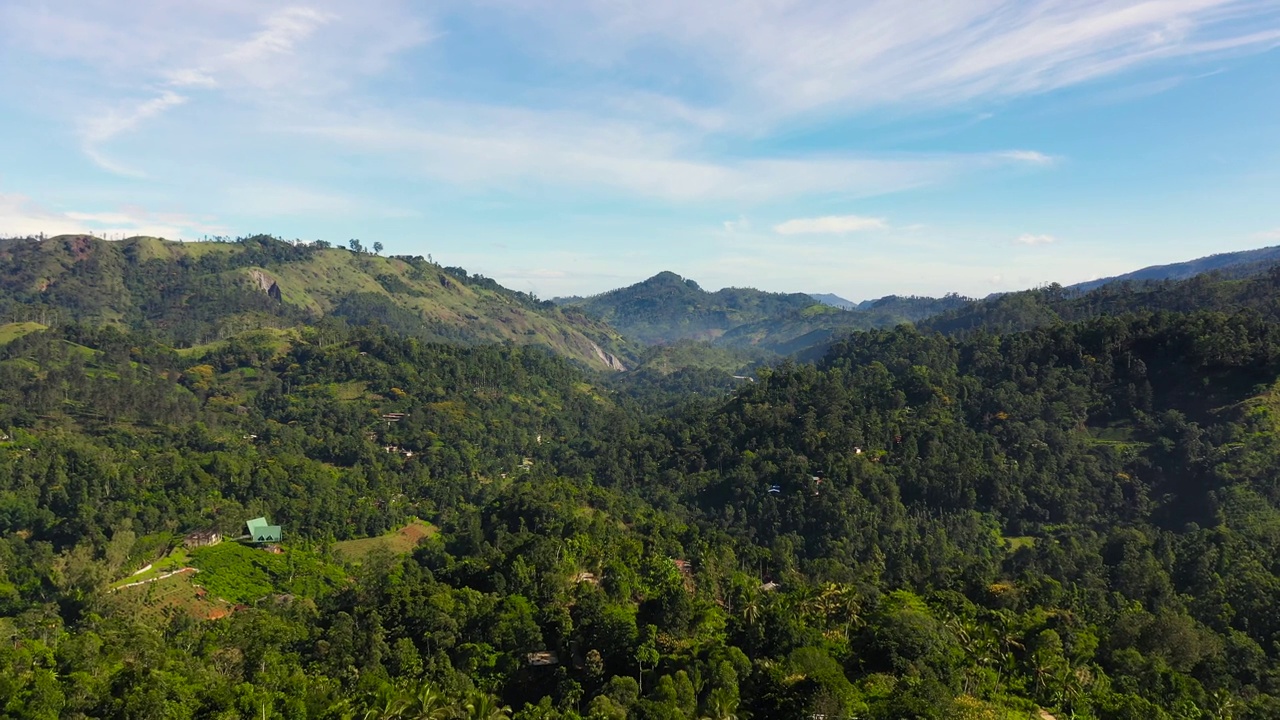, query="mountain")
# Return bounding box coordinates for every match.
[808,292,857,309]
[7,240,1280,717]
[556,270,818,344]
[919,264,1280,337]
[0,234,631,371]
[1071,243,1280,292]
[717,293,973,356]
